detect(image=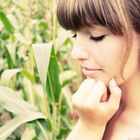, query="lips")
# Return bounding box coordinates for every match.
[82,67,102,77]
[83,67,101,71]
